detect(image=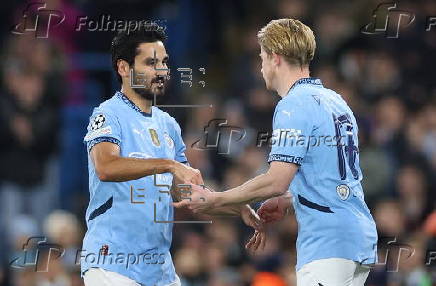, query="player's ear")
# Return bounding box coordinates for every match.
[272,53,281,66]
[117,59,130,79]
